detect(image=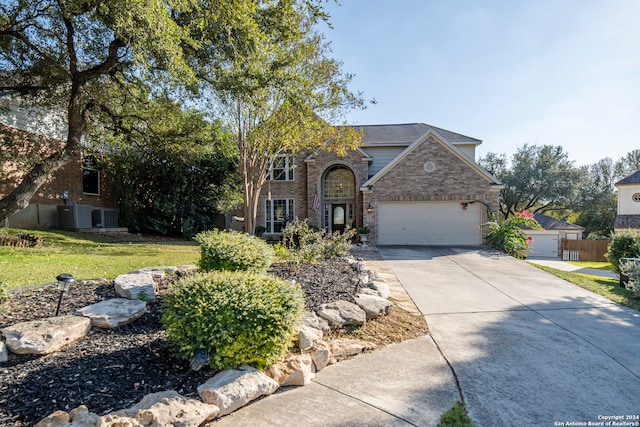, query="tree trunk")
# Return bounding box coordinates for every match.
[0,80,87,225]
